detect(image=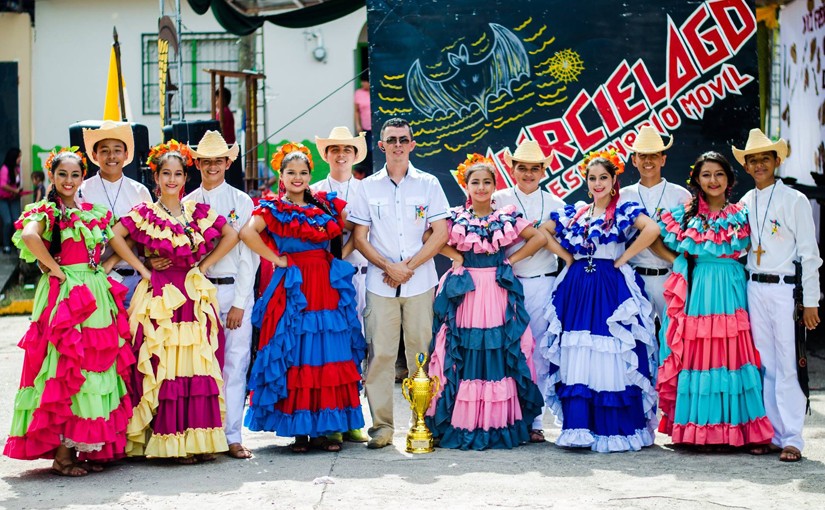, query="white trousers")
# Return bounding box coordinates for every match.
[519,275,556,430]
[215,283,254,445]
[637,272,668,323]
[748,281,807,451]
[352,266,367,334]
